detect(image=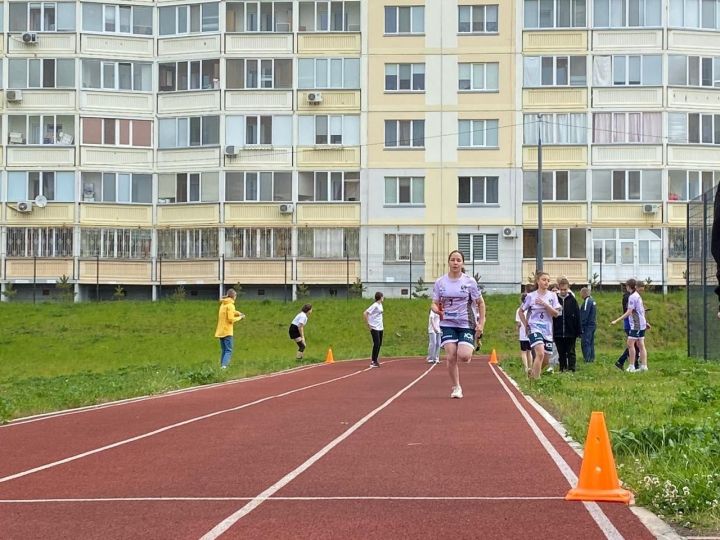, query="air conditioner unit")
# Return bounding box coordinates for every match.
[643,203,659,214]
[225,145,239,156]
[22,32,38,44]
[15,201,33,213]
[6,90,23,102]
[307,92,323,104]
[279,203,294,214]
[502,226,517,238]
